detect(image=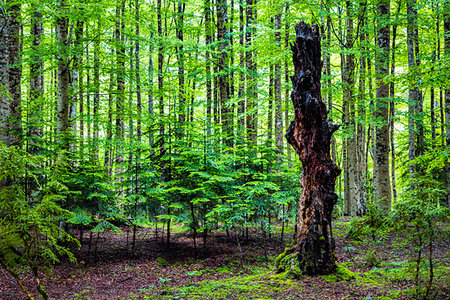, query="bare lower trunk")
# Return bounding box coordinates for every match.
[276,22,340,276]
